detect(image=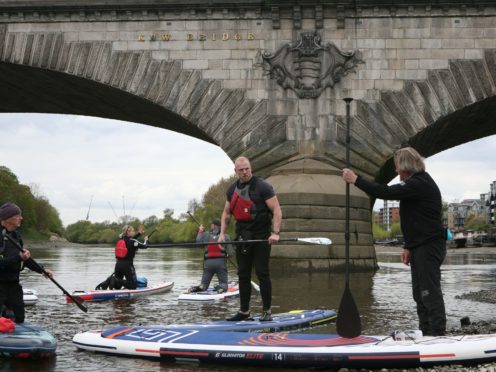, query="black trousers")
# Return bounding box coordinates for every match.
[236,241,272,312]
[114,260,137,289]
[0,282,25,323]
[409,239,447,336]
[201,258,228,290]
